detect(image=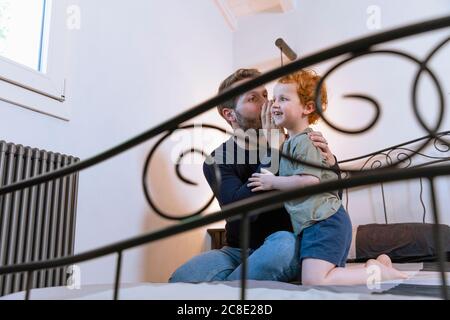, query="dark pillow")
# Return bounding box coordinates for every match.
[354,223,450,263]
